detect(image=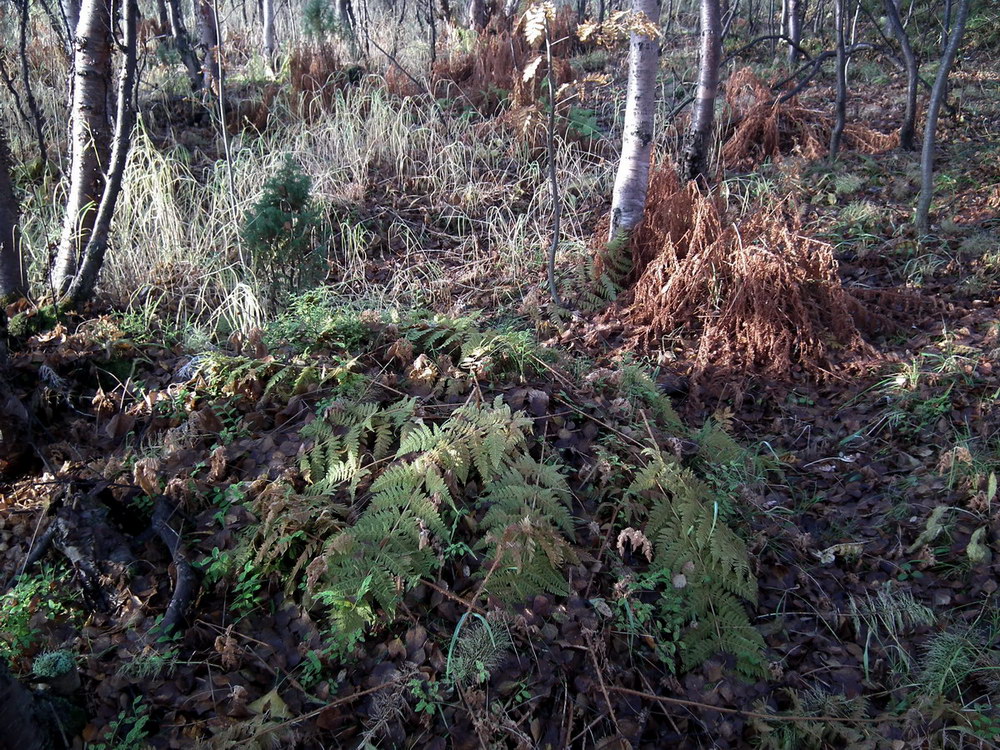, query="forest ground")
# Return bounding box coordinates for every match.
[1,14,1000,750]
